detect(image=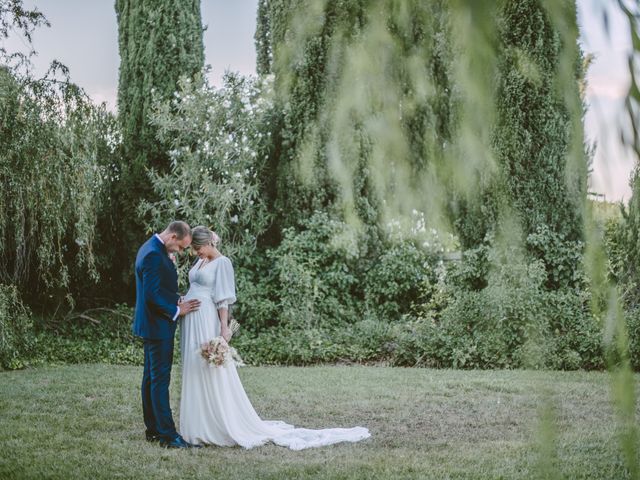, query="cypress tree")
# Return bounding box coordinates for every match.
[255,0,360,230]
[457,0,587,291]
[255,0,453,233]
[116,0,203,178]
[493,0,586,289]
[614,171,640,306]
[113,0,204,293]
